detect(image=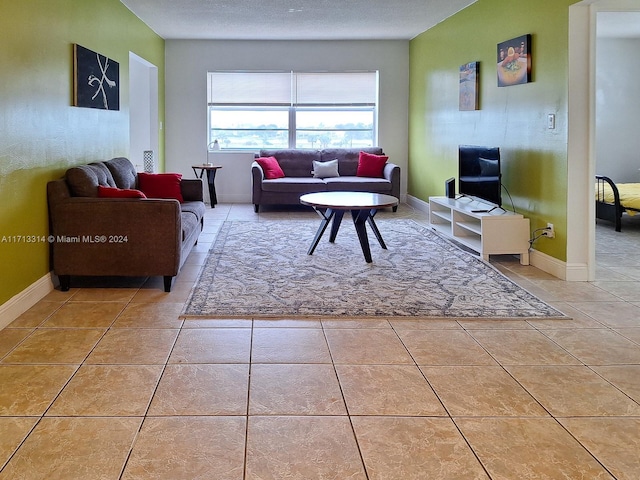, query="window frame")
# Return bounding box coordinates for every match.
[207,71,379,151]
